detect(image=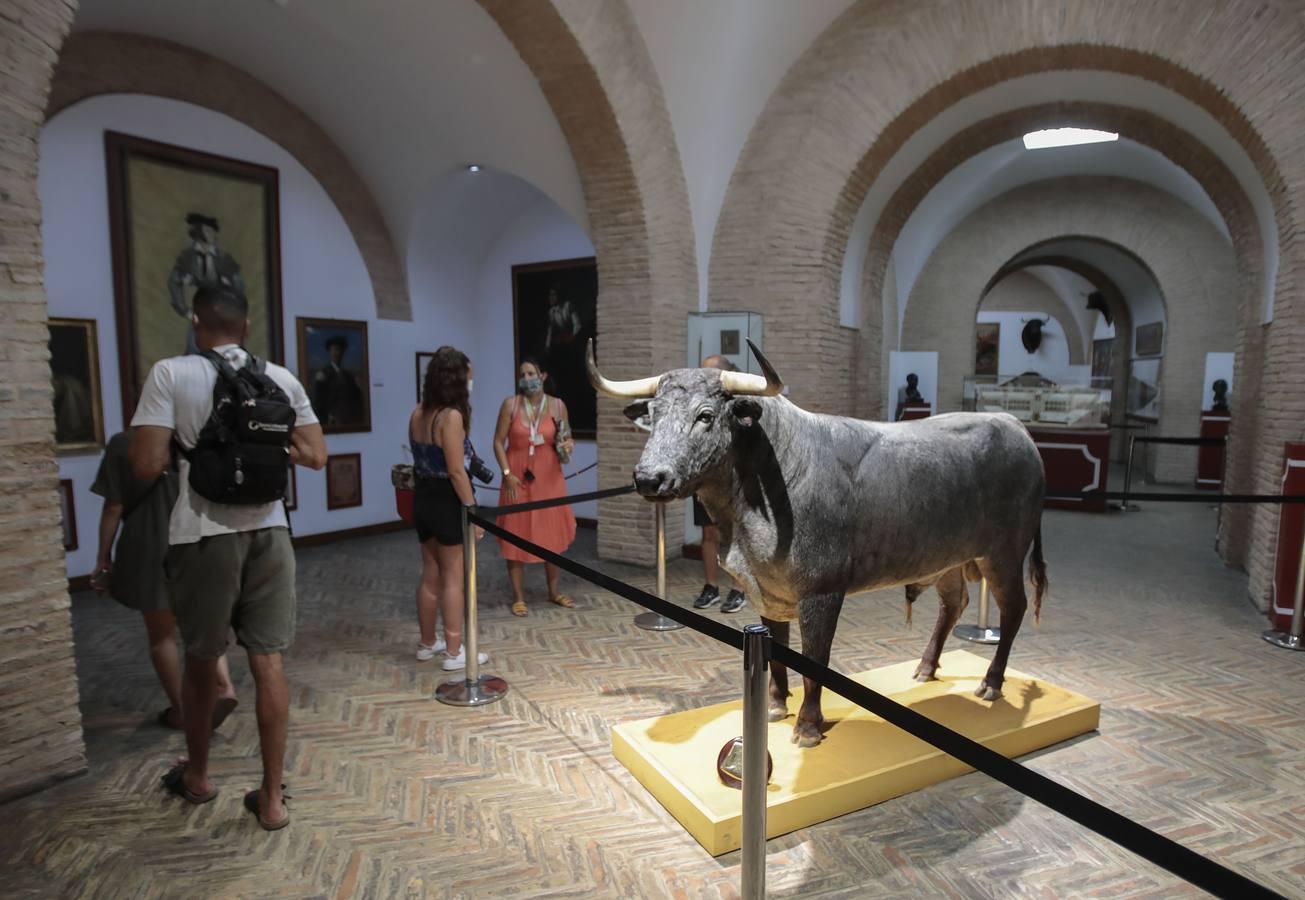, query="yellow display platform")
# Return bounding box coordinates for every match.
[612,649,1099,856]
